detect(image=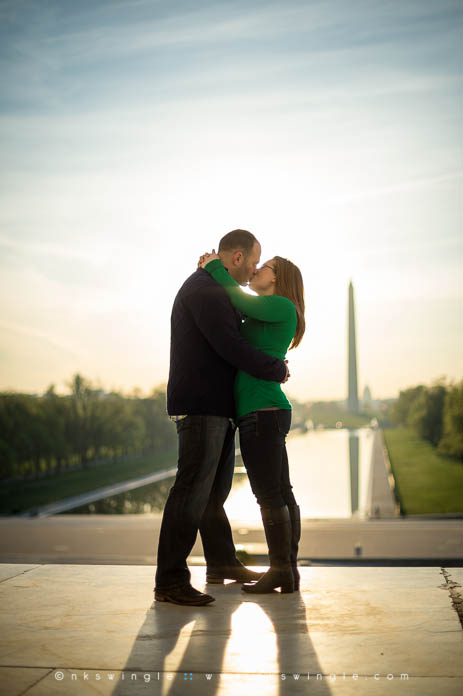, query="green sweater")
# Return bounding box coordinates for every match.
[204,259,297,419]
